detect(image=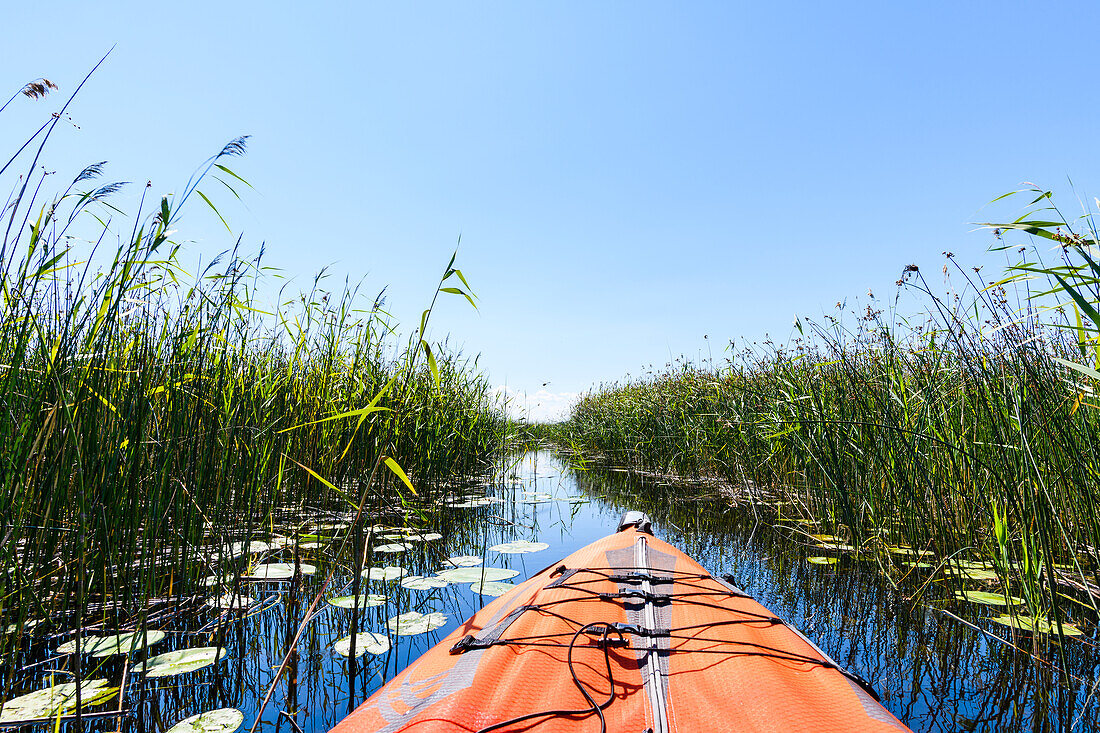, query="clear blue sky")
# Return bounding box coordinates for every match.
[4,2,1099,419]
